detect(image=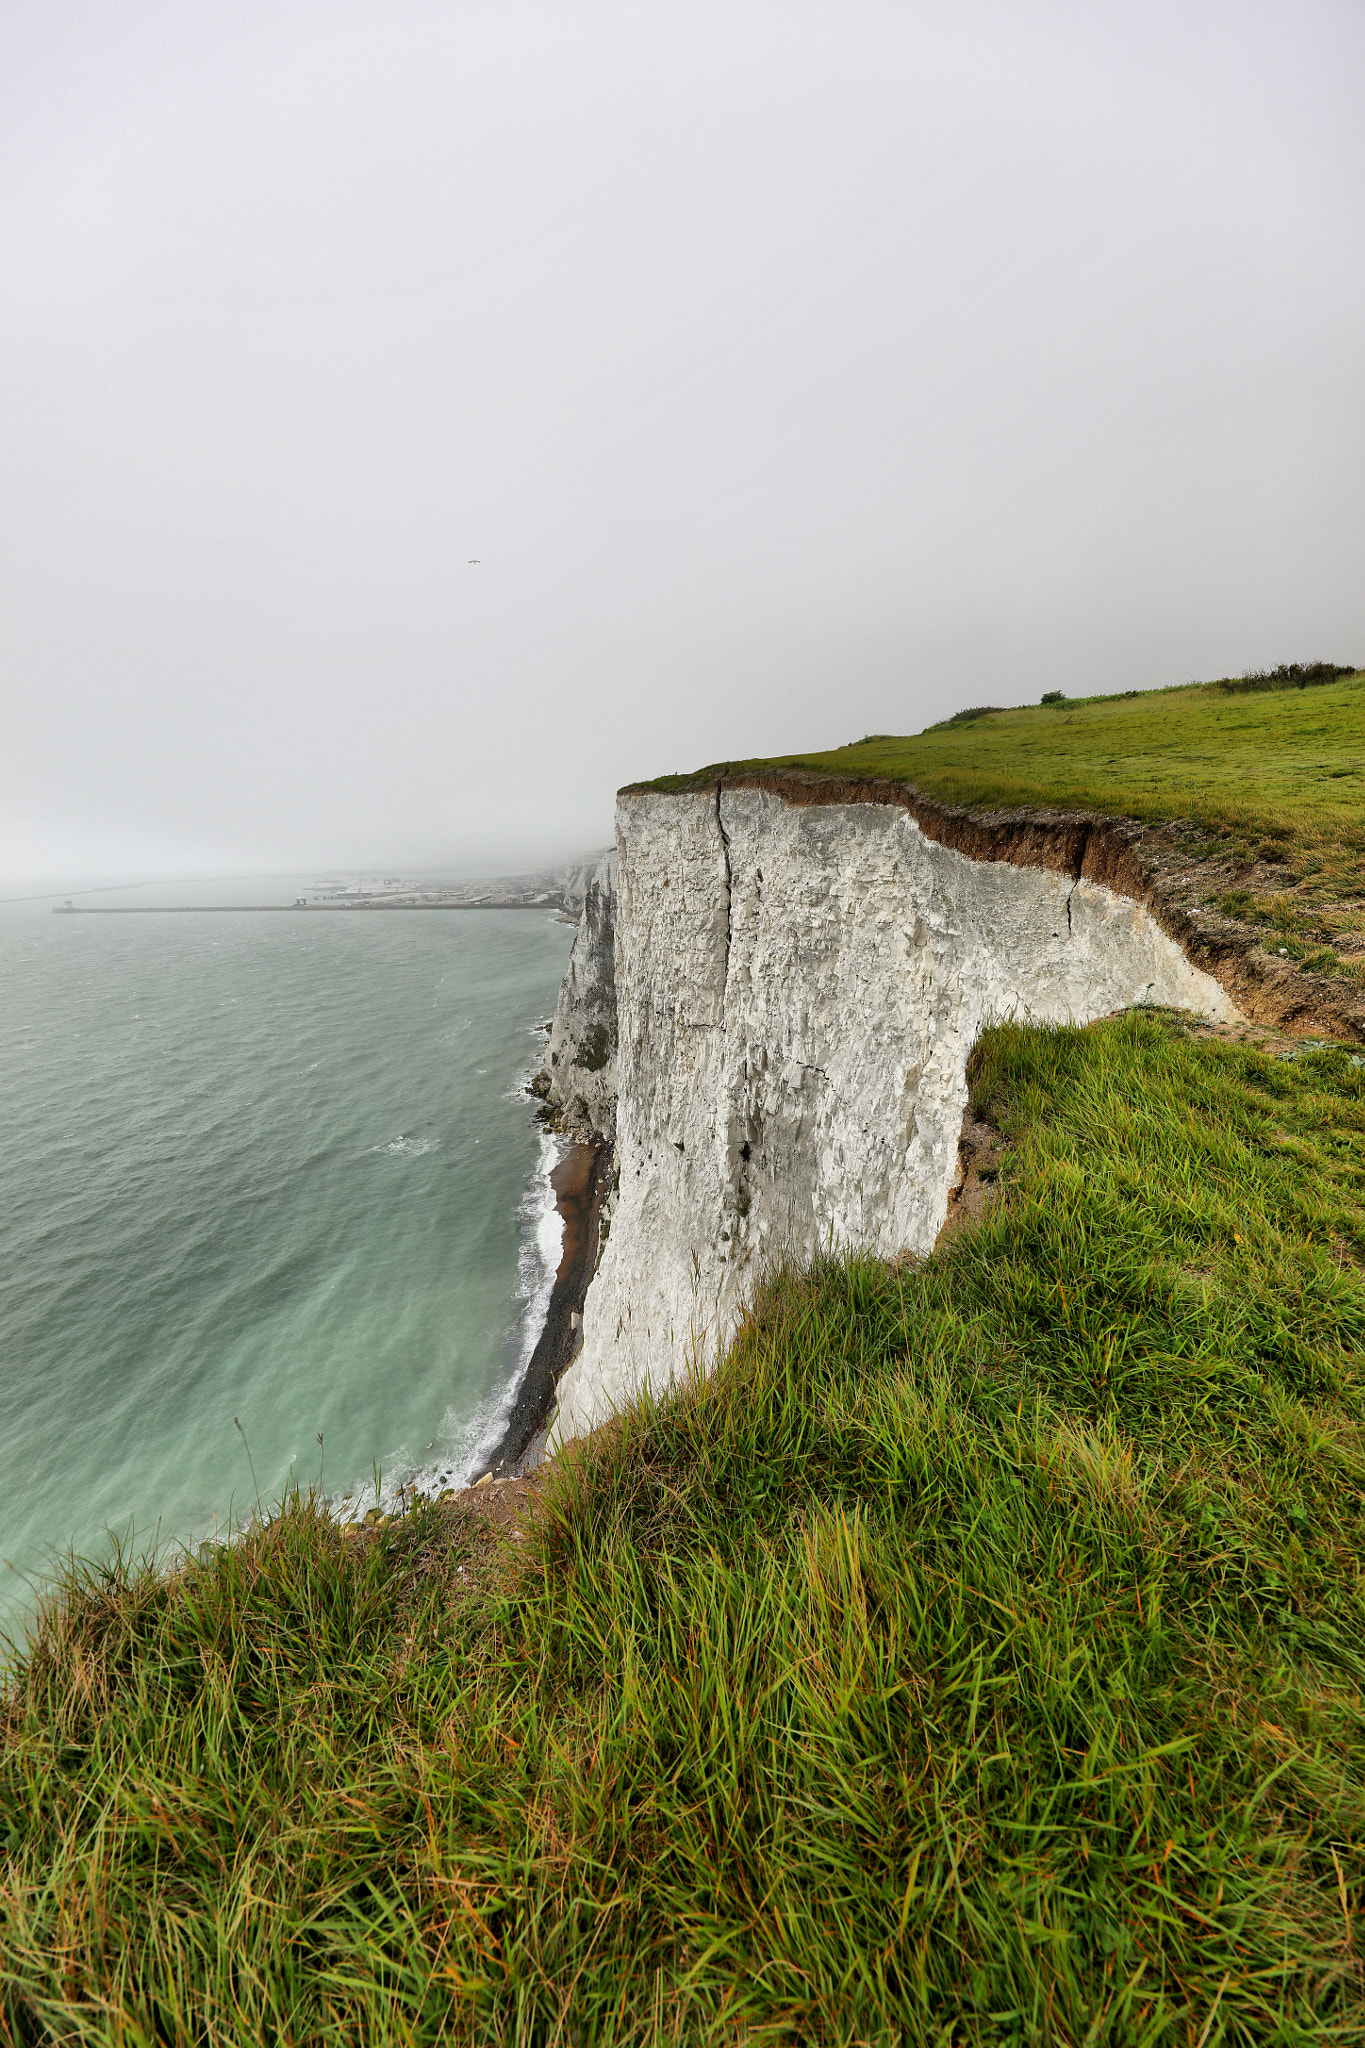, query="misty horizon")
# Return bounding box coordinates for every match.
[5,1,1363,886]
